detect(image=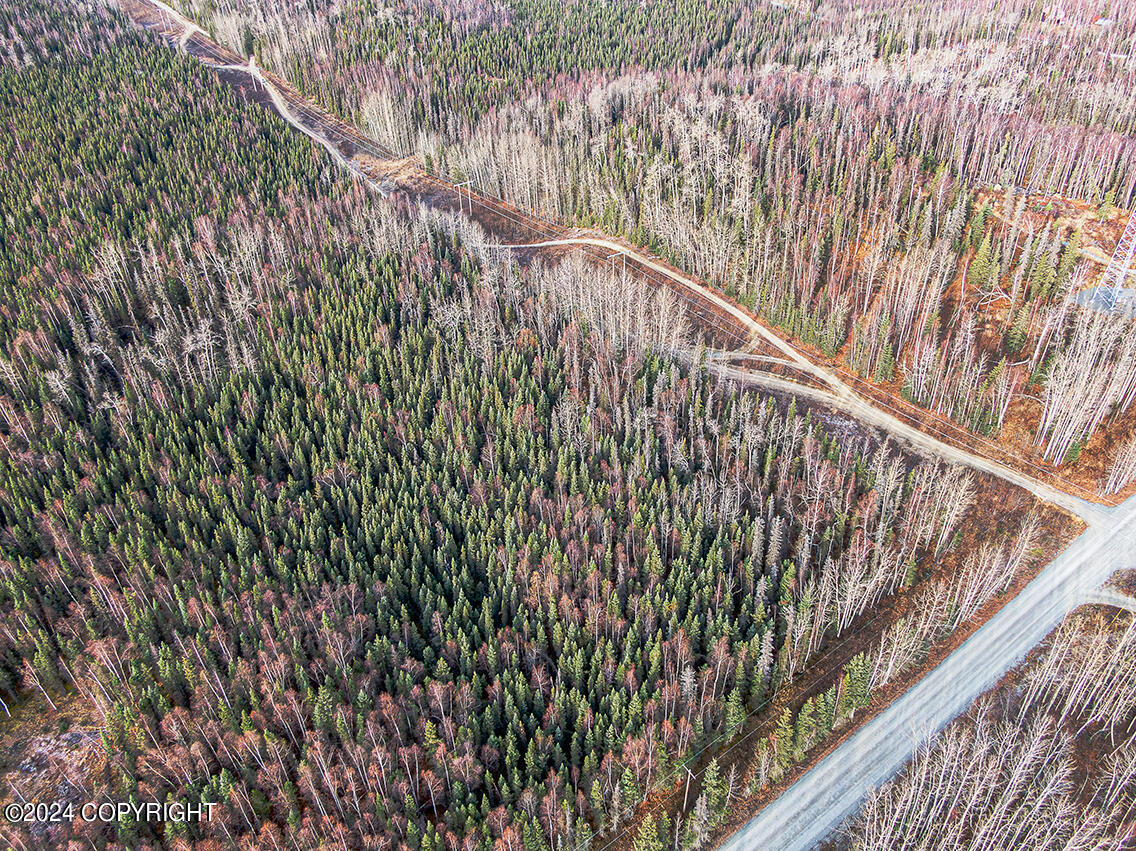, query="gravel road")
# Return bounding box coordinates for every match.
[718,493,1136,851]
